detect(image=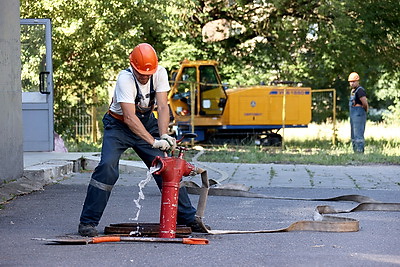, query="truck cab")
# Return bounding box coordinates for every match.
[169,60,228,119]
